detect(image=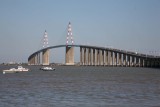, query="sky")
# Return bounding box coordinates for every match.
[0,0,160,63]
